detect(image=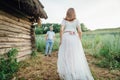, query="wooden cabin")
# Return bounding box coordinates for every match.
[0,0,47,61]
